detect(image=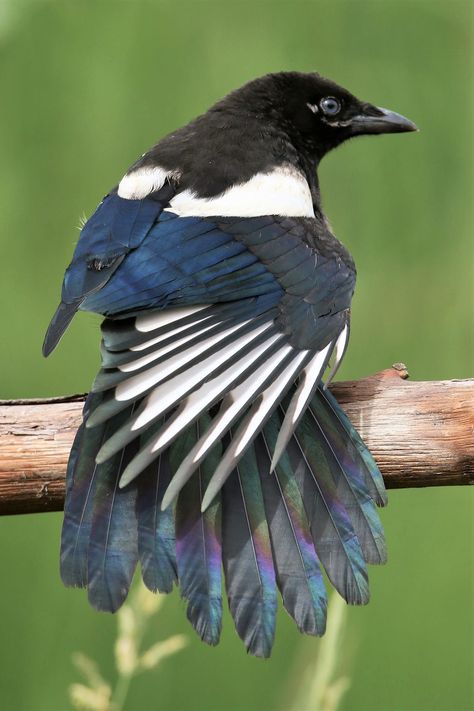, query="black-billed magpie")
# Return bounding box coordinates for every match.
[43,71,416,657]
